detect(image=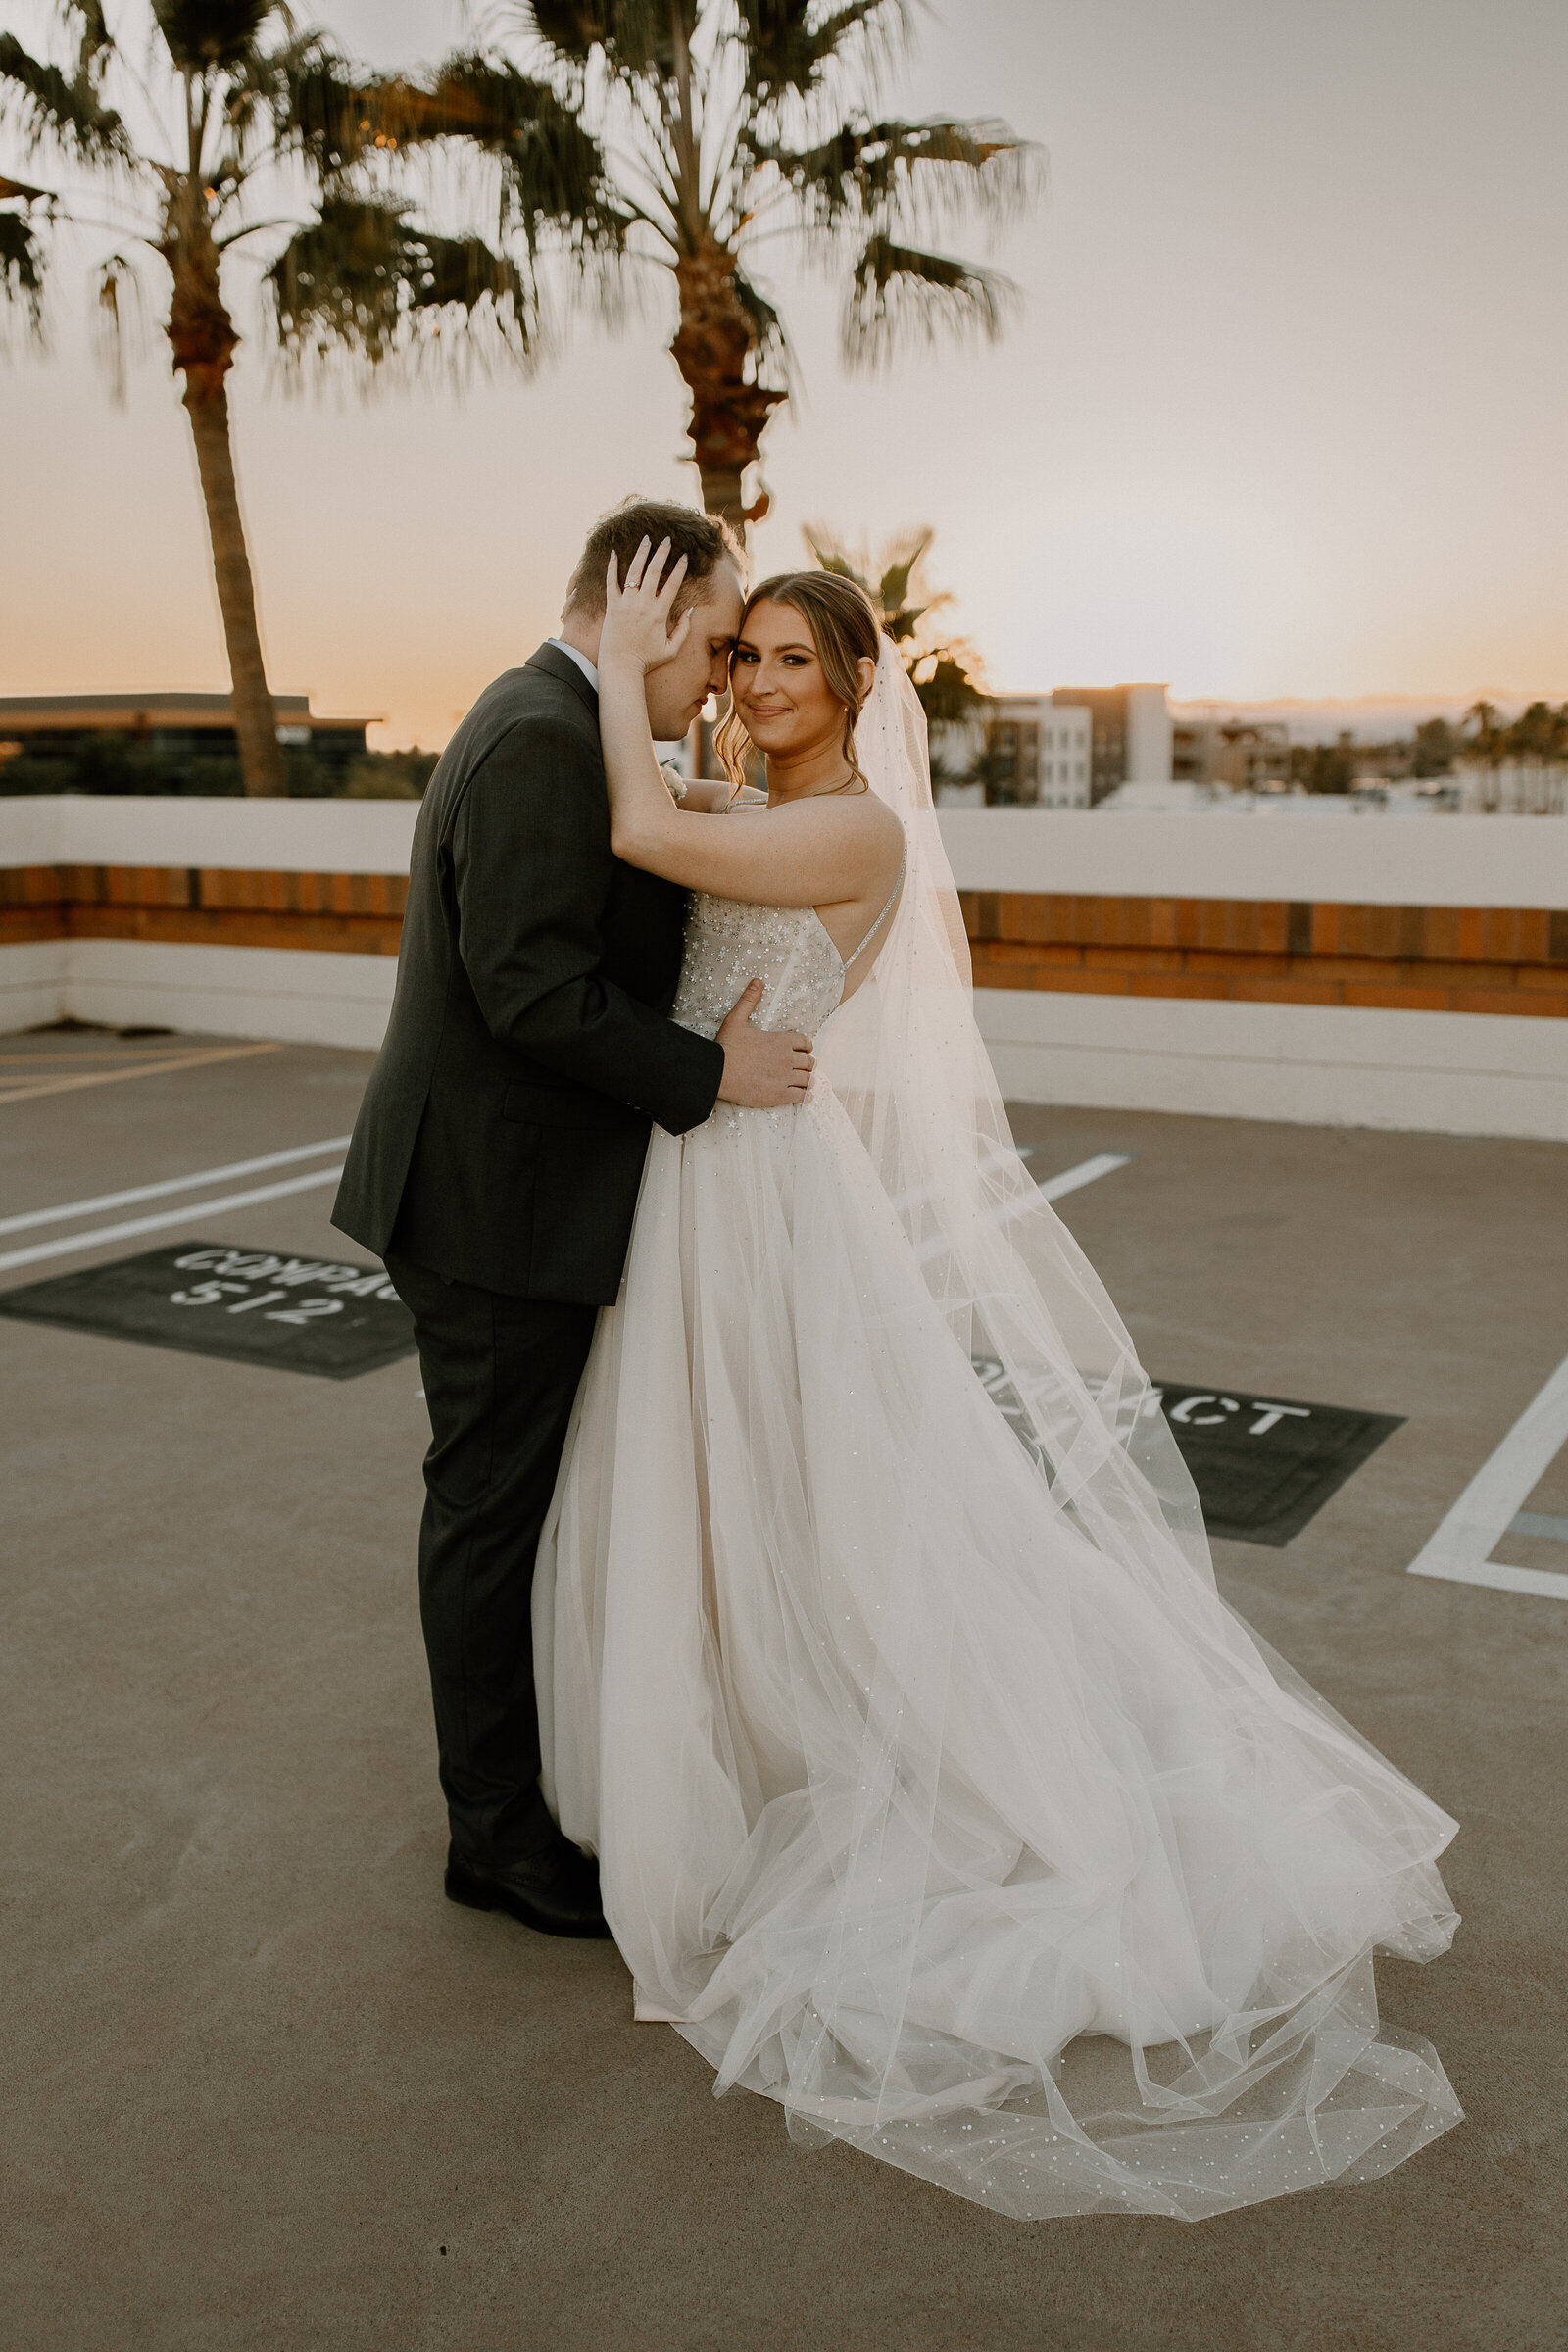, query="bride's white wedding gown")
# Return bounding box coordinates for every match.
[534,662,1461,2223]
